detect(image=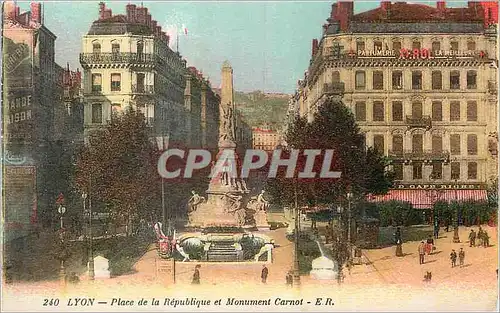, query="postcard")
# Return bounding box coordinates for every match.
[1,0,499,311]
